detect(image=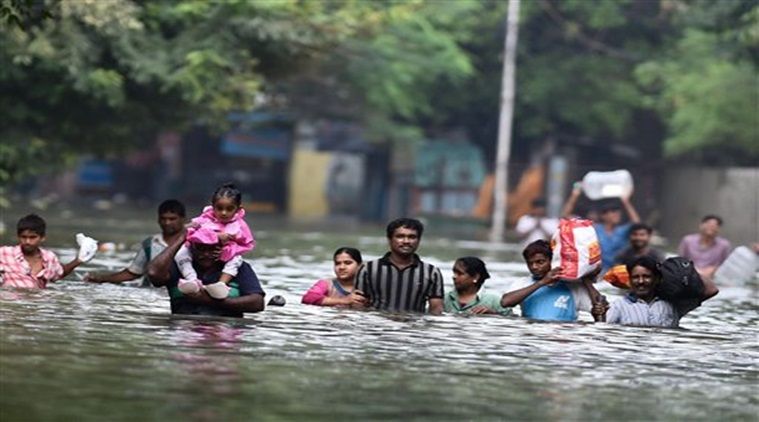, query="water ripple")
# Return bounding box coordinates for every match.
[2,241,758,421]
